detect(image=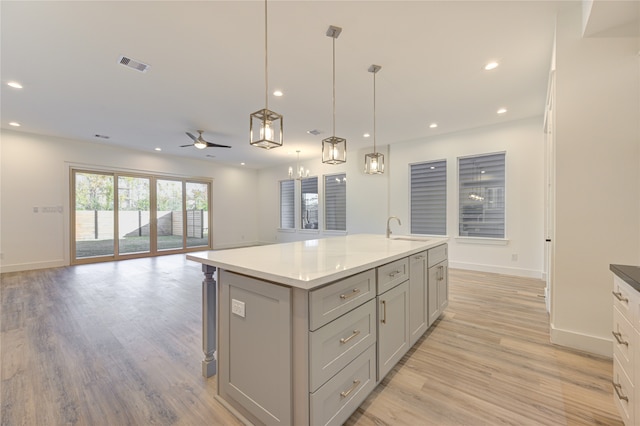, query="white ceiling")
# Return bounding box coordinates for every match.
[0,1,620,169]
